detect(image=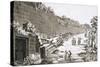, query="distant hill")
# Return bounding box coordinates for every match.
[13,1,85,37]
